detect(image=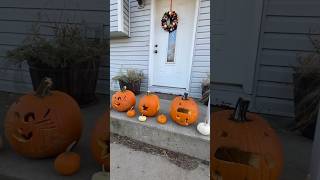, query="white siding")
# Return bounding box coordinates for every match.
[189,0,210,98]
[110,0,118,32]
[110,0,210,98]
[110,0,151,91]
